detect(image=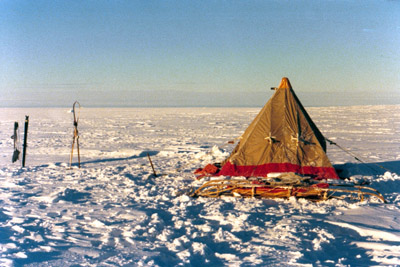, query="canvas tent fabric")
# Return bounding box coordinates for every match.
[217,77,339,179]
